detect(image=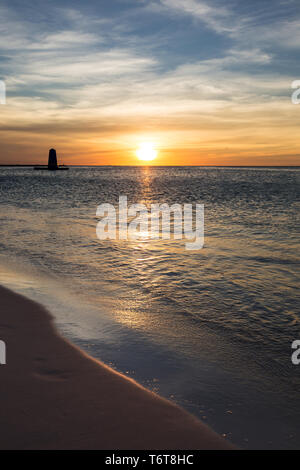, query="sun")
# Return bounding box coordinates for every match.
[136,142,158,162]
